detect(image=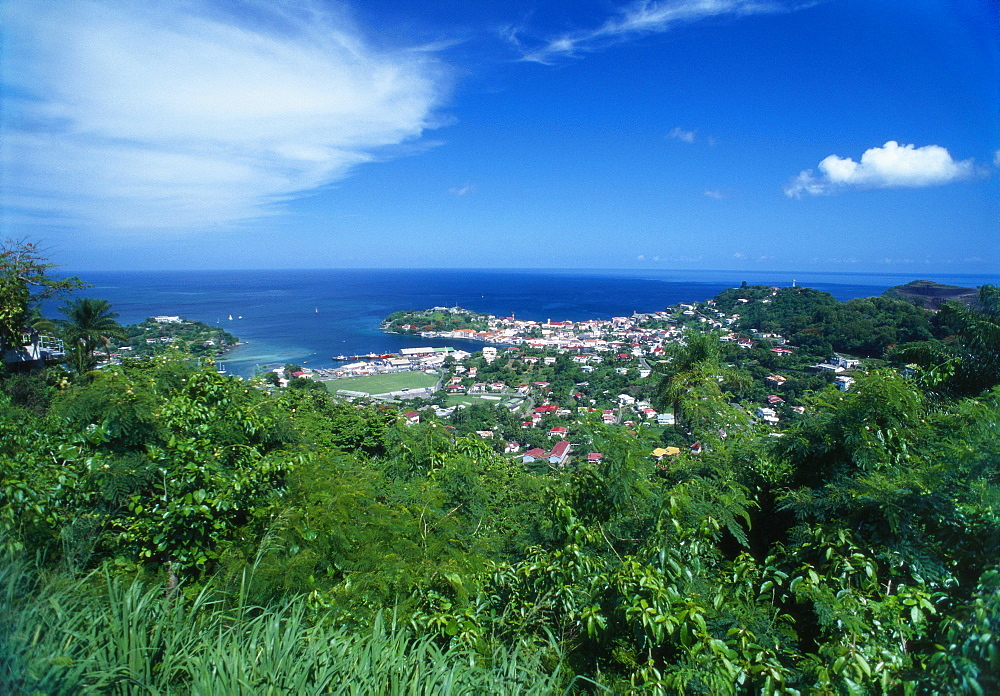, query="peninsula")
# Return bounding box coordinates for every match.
[882,279,980,310]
